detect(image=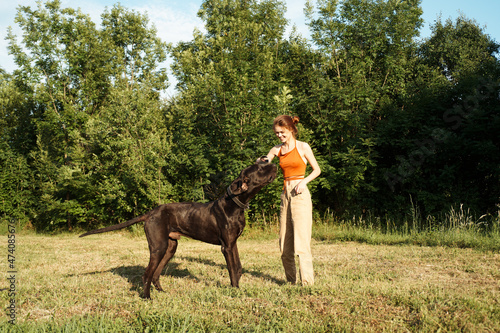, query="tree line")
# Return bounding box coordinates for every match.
[1,0,499,231]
